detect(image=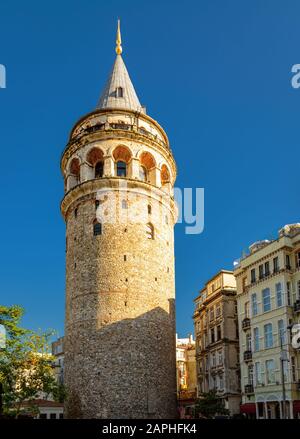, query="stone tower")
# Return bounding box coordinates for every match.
[61,21,177,419]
